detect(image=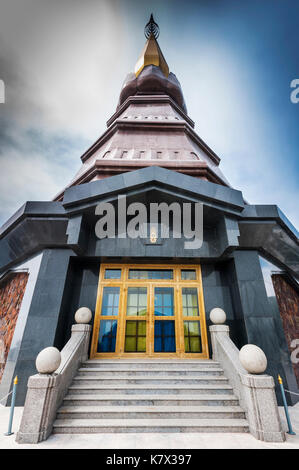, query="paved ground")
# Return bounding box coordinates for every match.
[0,403,299,449]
